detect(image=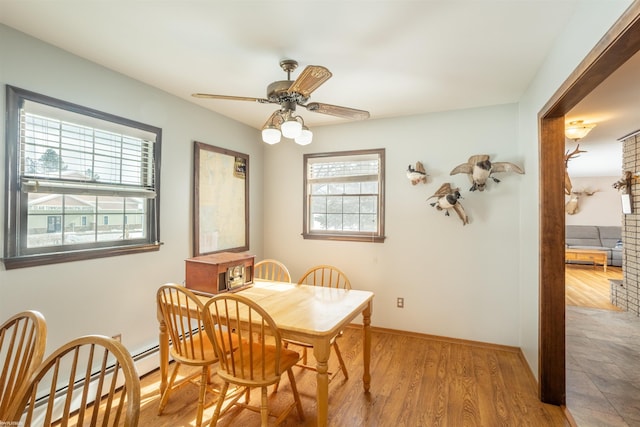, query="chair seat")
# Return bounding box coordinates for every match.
[172,327,242,365]
[171,331,217,364]
[218,342,300,386]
